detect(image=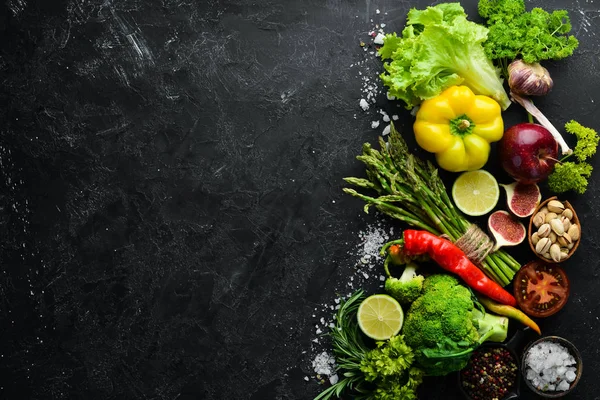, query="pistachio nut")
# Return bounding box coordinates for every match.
[550,218,565,236]
[547,200,565,214]
[562,208,574,220]
[550,243,562,262]
[567,224,580,241]
[536,237,552,254]
[545,212,558,224]
[531,232,540,246]
[557,233,573,247]
[533,212,546,228]
[537,223,551,238]
[561,217,571,232]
